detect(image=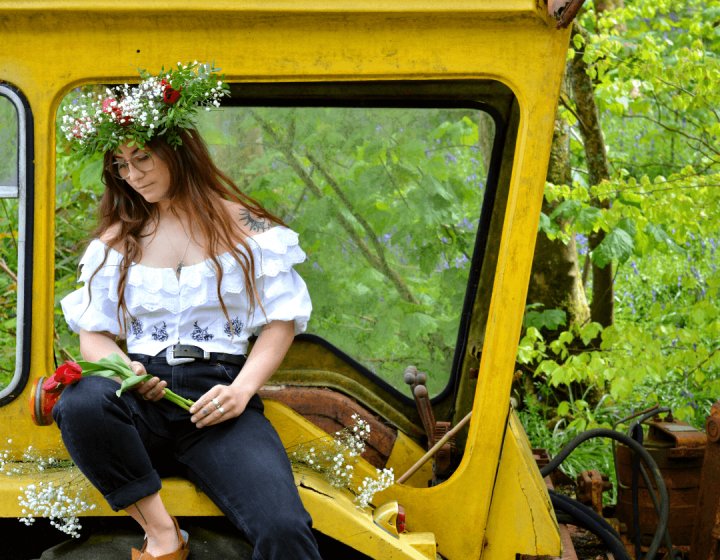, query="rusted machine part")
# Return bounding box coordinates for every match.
[616,415,707,548]
[691,400,720,559]
[404,366,457,481]
[547,0,588,29]
[259,386,397,468]
[576,469,612,517]
[431,421,456,479]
